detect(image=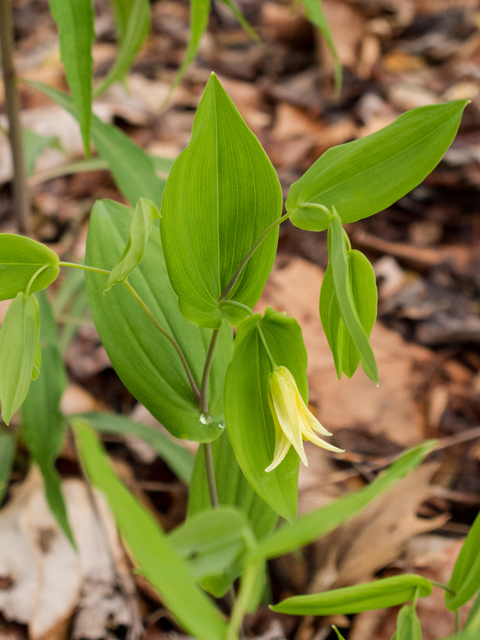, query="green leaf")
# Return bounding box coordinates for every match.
[23,81,165,209]
[0,234,59,302]
[161,73,283,328]
[328,212,378,384]
[218,0,260,41]
[73,421,228,640]
[255,440,436,559]
[21,292,74,546]
[287,100,469,231]
[0,431,15,504]
[299,0,342,96]
[0,293,40,424]
[86,199,232,442]
[49,0,94,155]
[396,604,422,640]
[105,198,161,292]
[224,307,308,522]
[75,412,194,483]
[169,506,250,581]
[187,429,278,596]
[446,510,480,610]
[320,249,377,379]
[23,129,60,177]
[271,574,432,615]
[95,0,150,95]
[167,0,211,101]
[465,590,480,631]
